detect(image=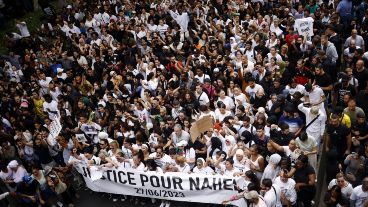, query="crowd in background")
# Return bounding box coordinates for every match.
[1,0,368,206]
